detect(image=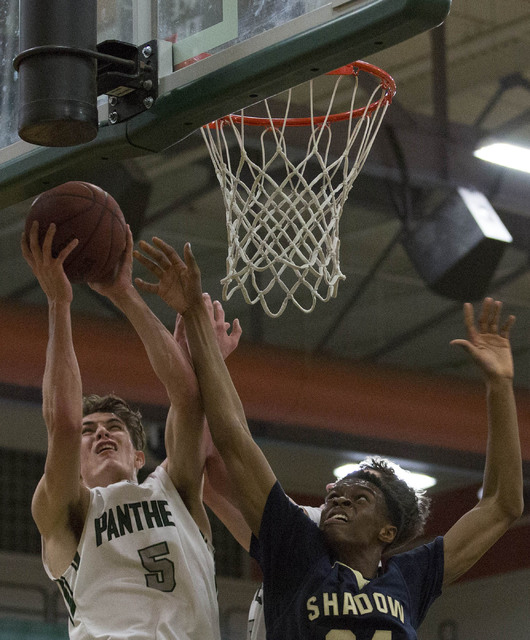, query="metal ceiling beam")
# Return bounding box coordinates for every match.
[315,228,403,352]
[363,260,529,362]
